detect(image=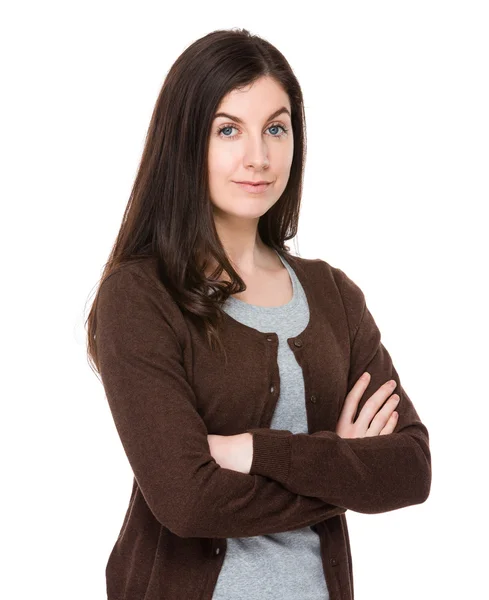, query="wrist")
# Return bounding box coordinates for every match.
[233,432,253,474]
